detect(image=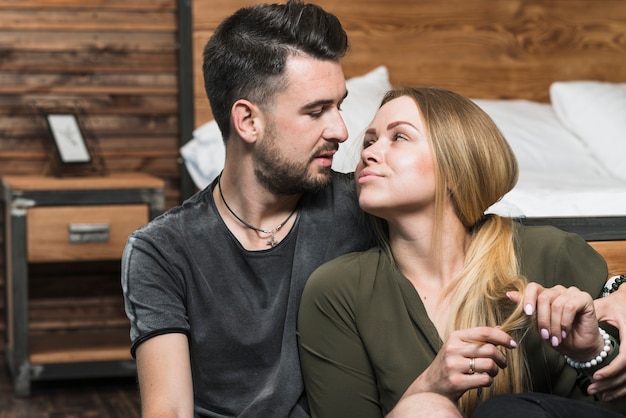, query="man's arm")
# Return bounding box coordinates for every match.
[135,333,194,418]
[590,285,626,402]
